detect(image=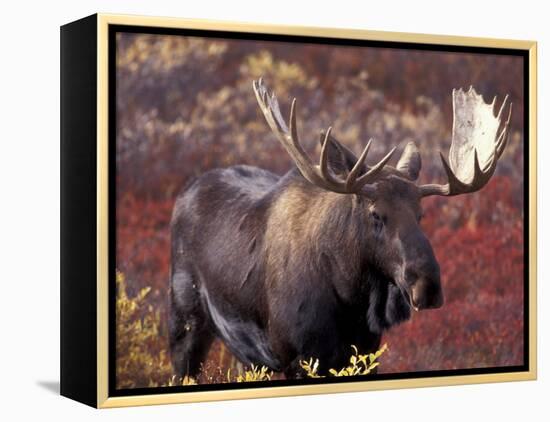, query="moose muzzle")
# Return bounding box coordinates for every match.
[410,276,444,310]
